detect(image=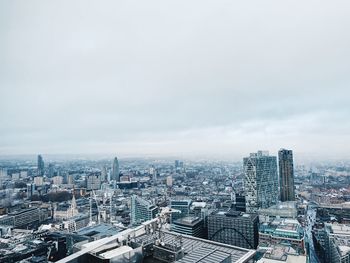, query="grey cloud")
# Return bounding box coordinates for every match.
[1,0,350,159]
